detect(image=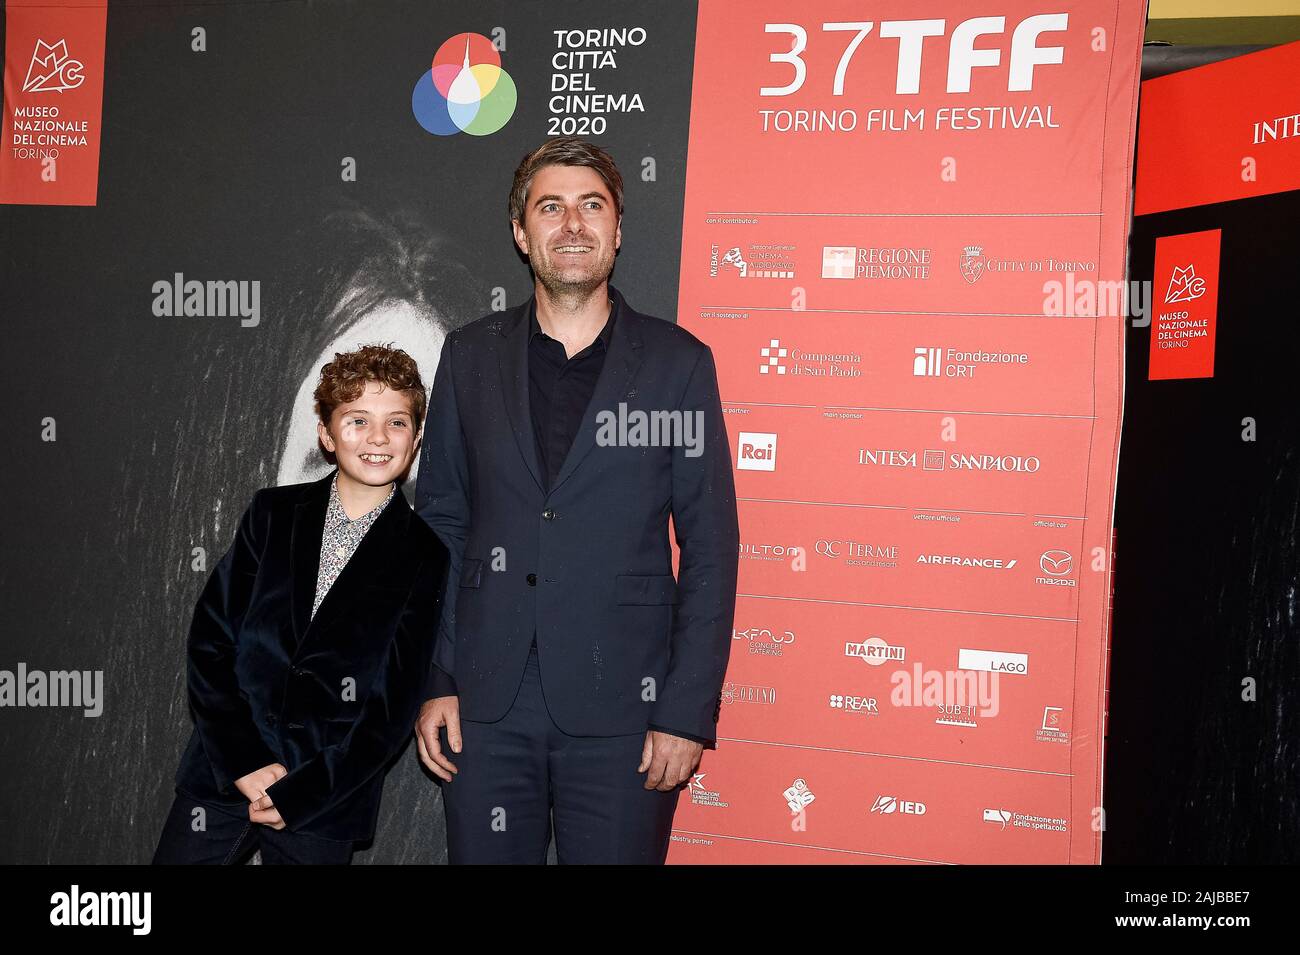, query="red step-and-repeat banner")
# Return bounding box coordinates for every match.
[669,0,1147,864]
